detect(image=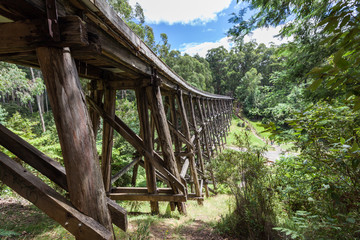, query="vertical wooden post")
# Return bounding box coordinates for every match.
[176,90,201,202]
[146,79,186,214]
[230,101,233,128]
[205,99,218,155]
[197,98,211,160]
[188,94,208,198]
[215,100,225,149]
[220,100,227,145]
[136,88,159,214]
[169,95,182,176]
[102,87,116,192]
[36,47,114,236]
[200,98,212,158]
[197,97,216,193]
[211,99,223,151]
[131,163,139,186]
[89,80,103,139]
[220,100,229,143]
